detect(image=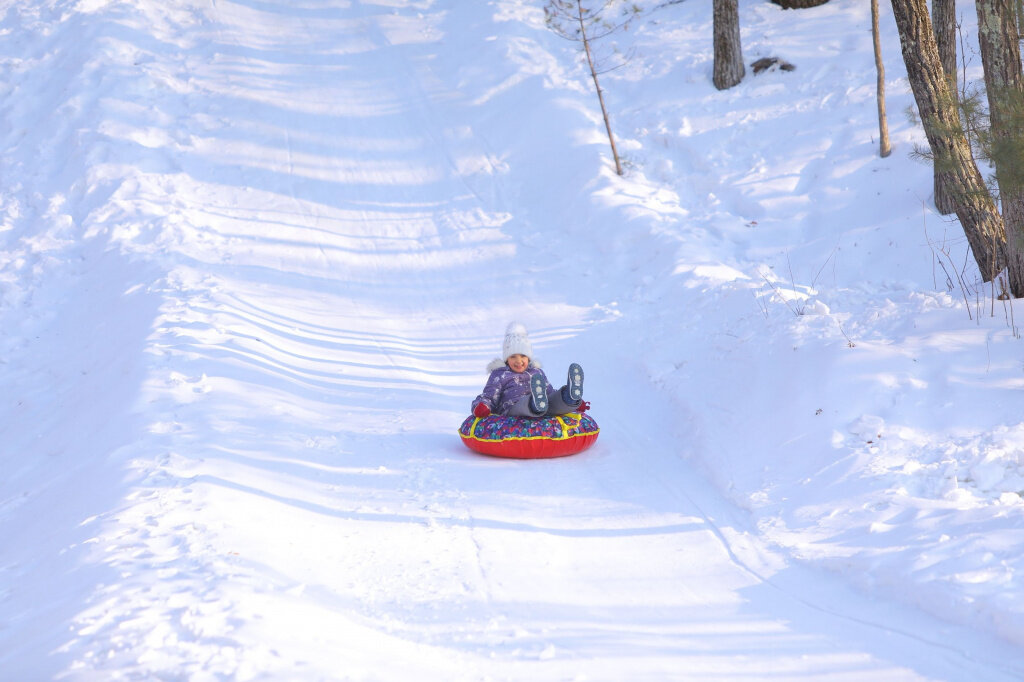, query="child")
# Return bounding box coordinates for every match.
[471,322,585,418]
